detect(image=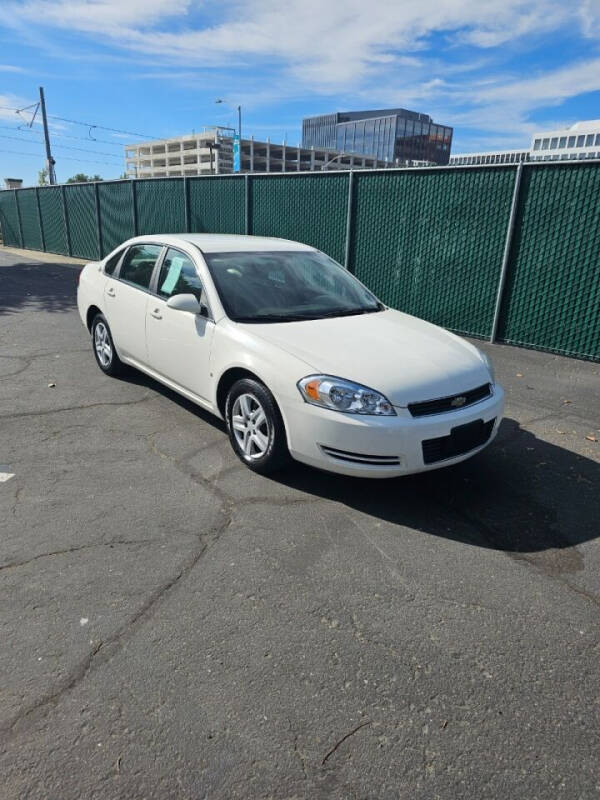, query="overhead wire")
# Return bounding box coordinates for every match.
[0,148,125,167]
[0,132,122,159]
[0,104,157,139]
[0,124,125,147]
